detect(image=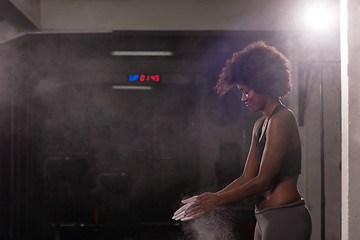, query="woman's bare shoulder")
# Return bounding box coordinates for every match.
[272,108,297,124]
[268,108,300,139]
